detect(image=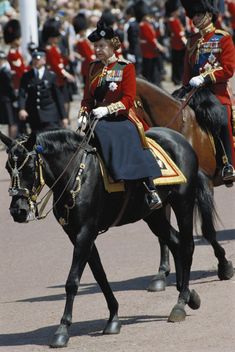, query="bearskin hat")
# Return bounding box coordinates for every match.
[88,20,115,42]
[3,19,21,44]
[100,9,116,27]
[165,0,180,17]
[180,0,219,22]
[133,0,149,23]
[73,13,88,34]
[42,17,61,43]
